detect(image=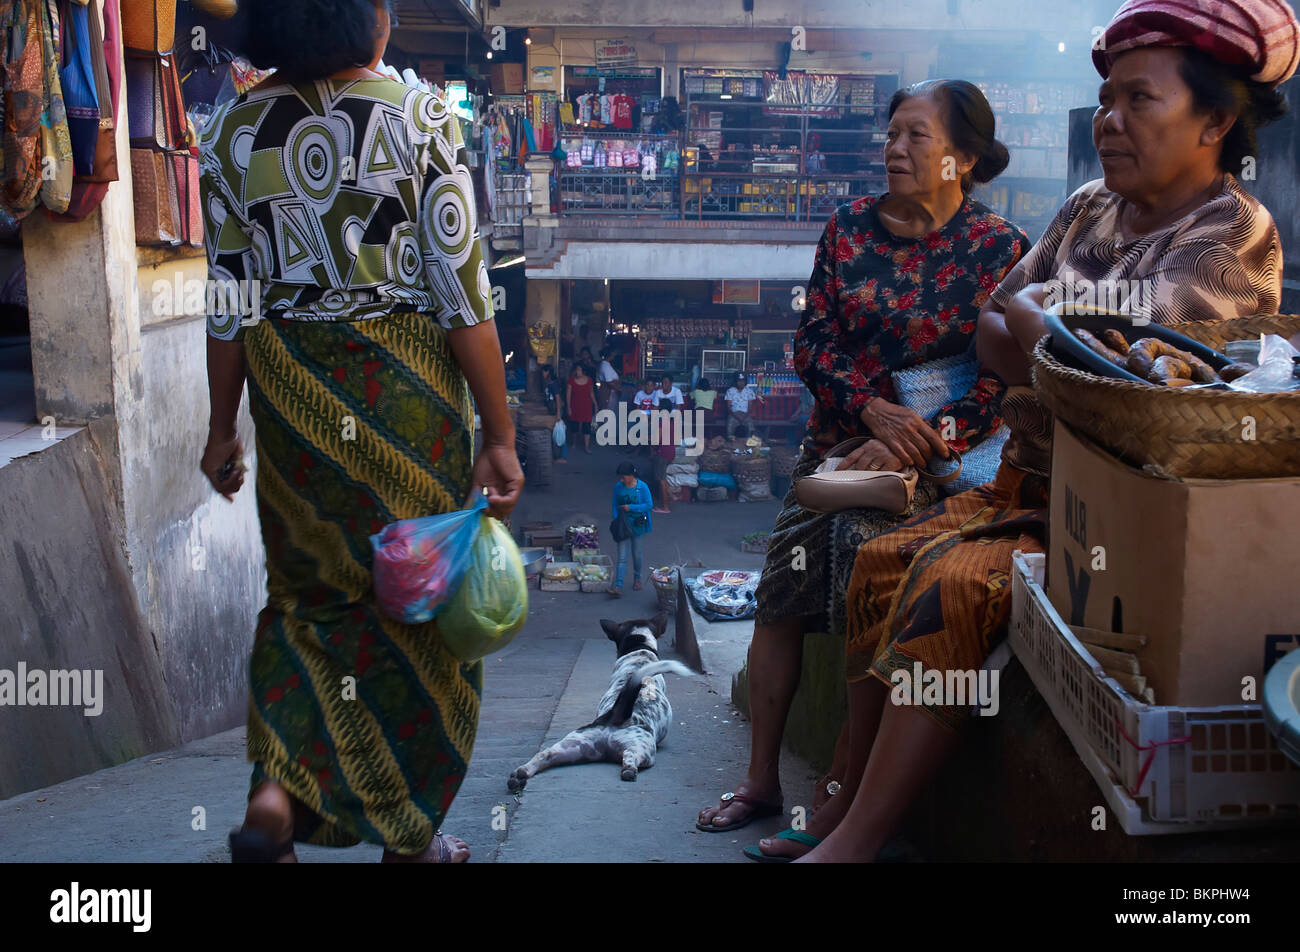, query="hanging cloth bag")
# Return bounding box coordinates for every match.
[58,0,100,175]
[0,0,47,217]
